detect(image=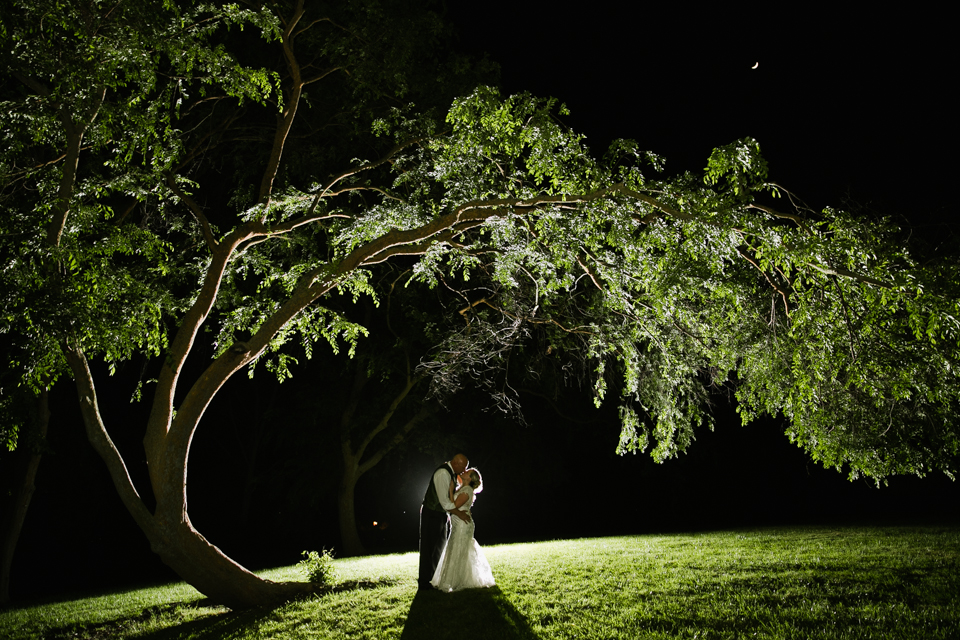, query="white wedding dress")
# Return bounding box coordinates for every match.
[430,485,495,592]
